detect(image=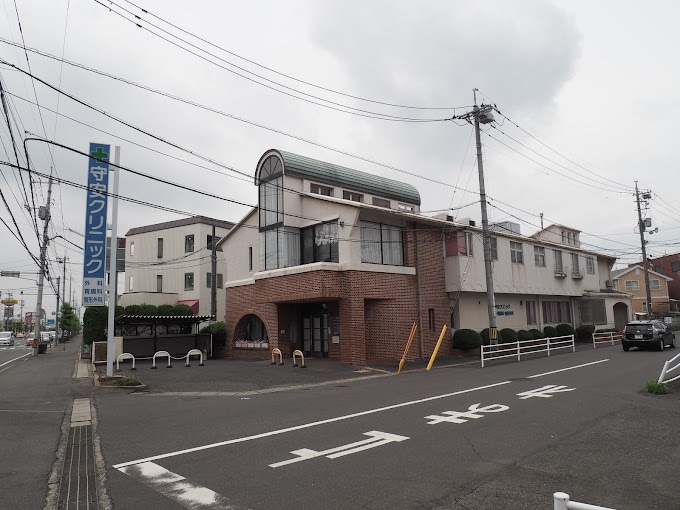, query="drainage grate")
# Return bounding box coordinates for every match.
[56,425,99,509]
